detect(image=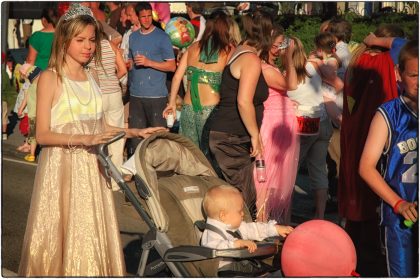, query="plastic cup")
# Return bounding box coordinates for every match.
[166,113,174,128]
